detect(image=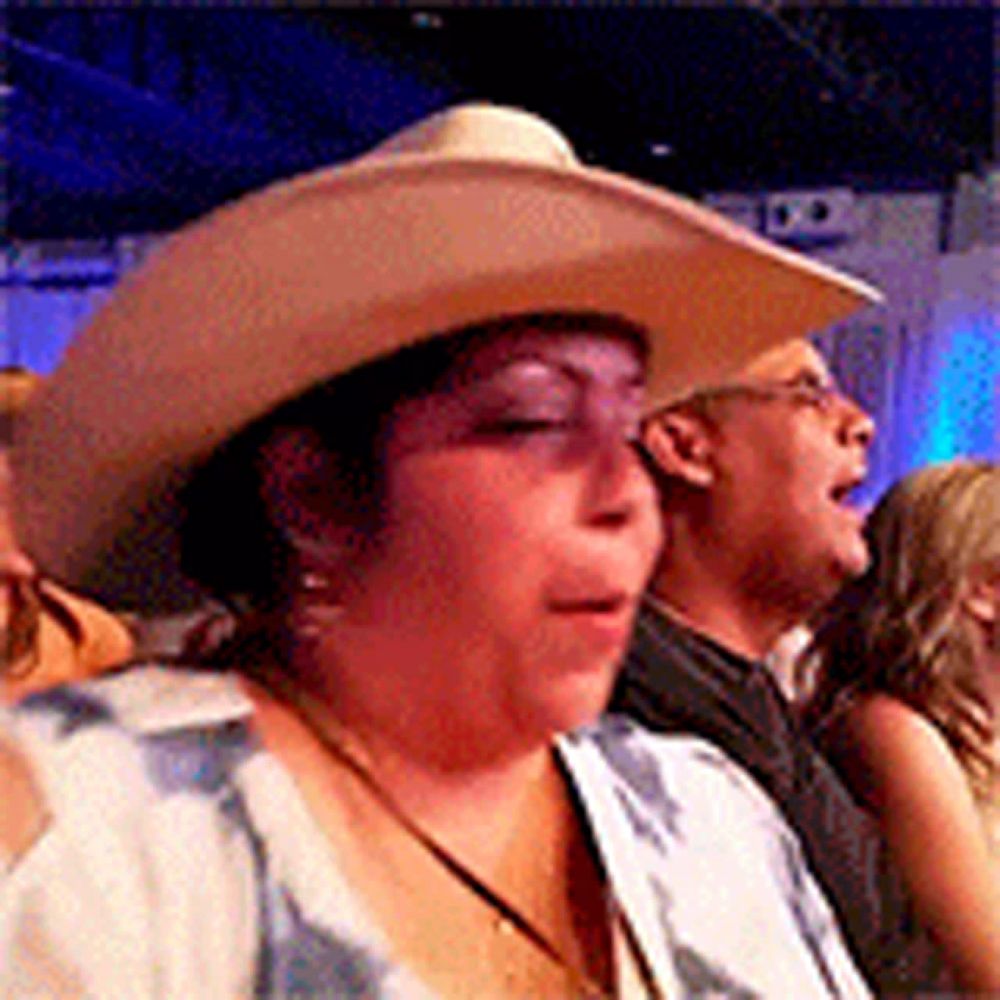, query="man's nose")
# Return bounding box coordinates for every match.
[836,394,875,451]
